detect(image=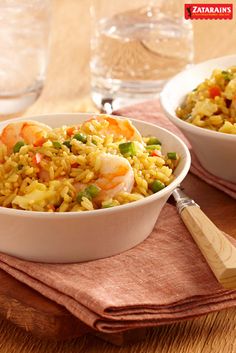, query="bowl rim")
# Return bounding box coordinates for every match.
[0,112,191,218]
[160,54,236,141]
